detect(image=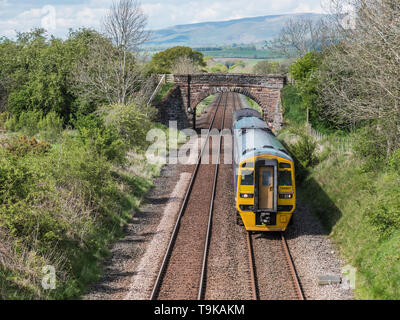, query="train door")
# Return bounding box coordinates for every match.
[258,167,274,210]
